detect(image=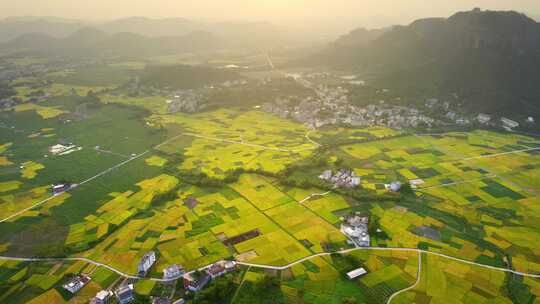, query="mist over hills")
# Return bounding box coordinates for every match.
[311,9,540,116]
[0,27,222,57]
[0,17,84,42]
[3,9,540,117]
[0,16,292,51]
